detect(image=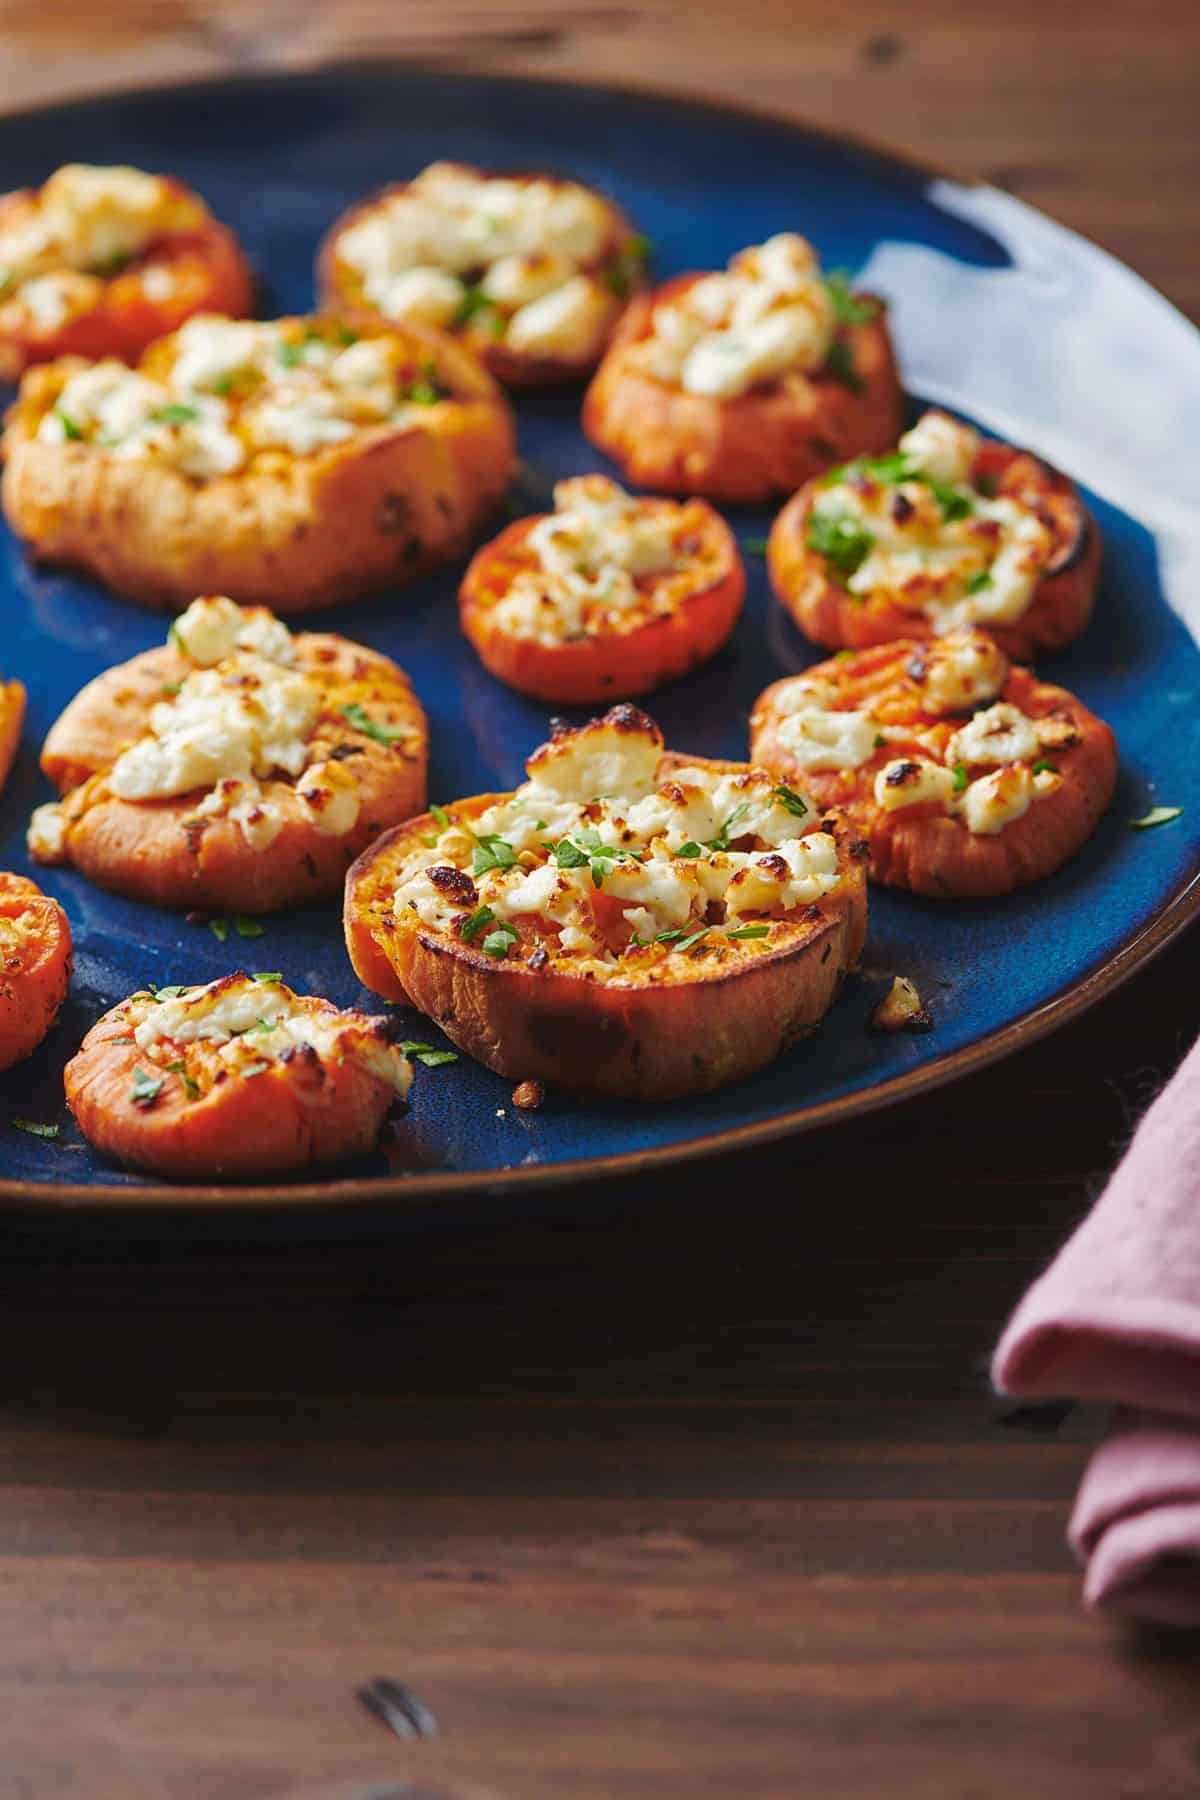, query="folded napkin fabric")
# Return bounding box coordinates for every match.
[992,1030,1200,1624]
